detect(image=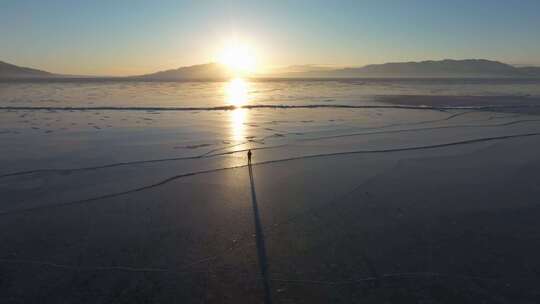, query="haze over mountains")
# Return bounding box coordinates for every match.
[277,59,540,78]
[134,59,540,79]
[1,59,540,80]
[134,63,233,80]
